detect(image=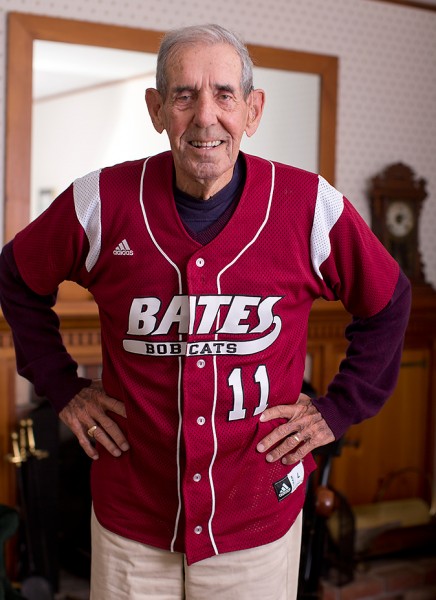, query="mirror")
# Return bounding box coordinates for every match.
[31,42,165,219]
[31,41,321,220]
[5,12,337,241]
